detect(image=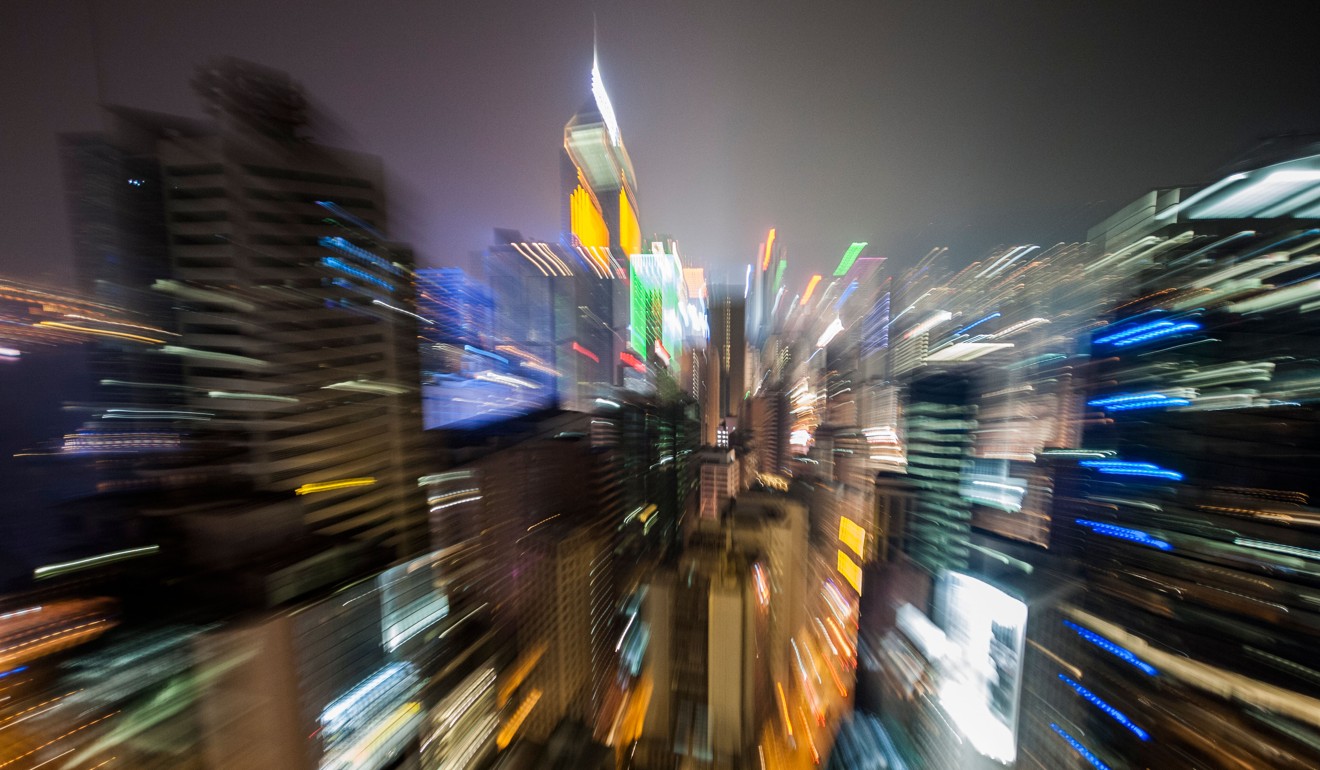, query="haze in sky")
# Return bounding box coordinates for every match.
[4,0,1319,287]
